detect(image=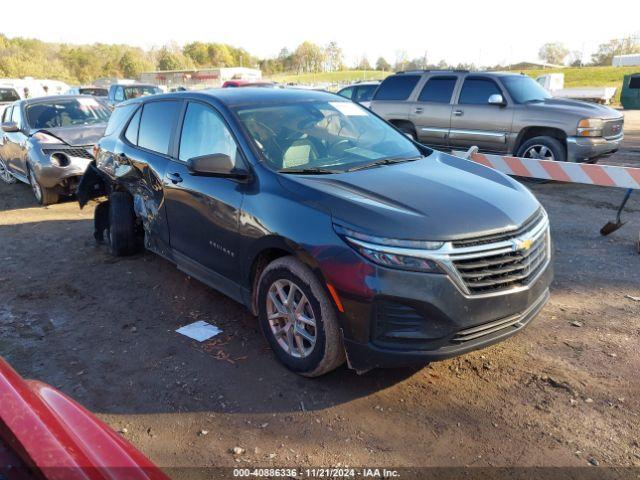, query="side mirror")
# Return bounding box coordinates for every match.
[1,122,20,133]
[488,94,506,106]
[187,153,248,179]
